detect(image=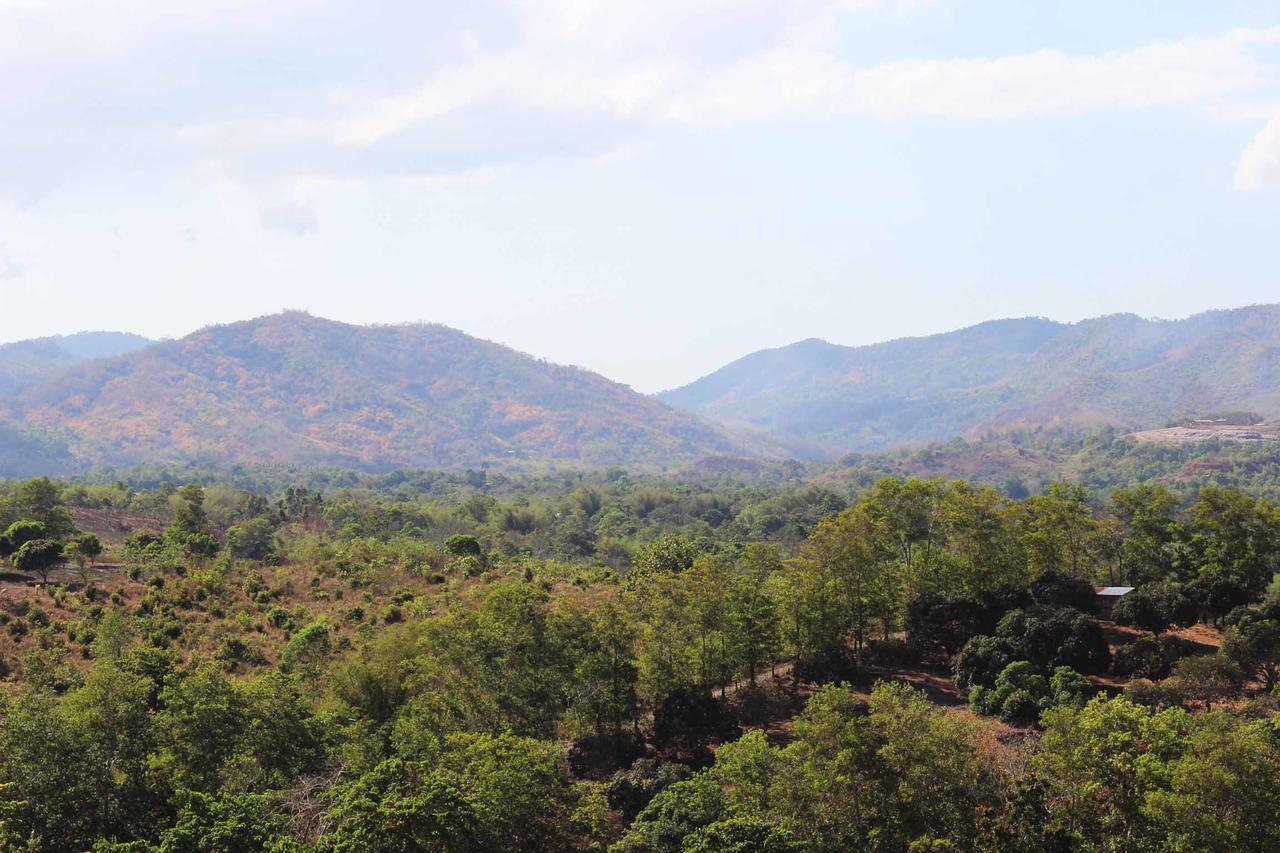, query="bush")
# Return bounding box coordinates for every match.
[733,684,797,727]
[652,687,738,761]
[623,536,700,590]
[1220,618,1280,690]
[444,534,483,559]
[953,635,1016,689]
[1111,582,1196,633]
[215,636,266,670]
[280,619,332,676]
[1169,654,1245,709]
[566,731,647,780]
[795,644,861,686]
[606,758,694,820]
[1111,635,1195,680]
[994,606,1110,674]
[969,661,1091,726]
[265,606,293,630]
[861,638,922,668]
[1123,678,1186,710]
[906,588,1028,658]
[1029,570,1096,612]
